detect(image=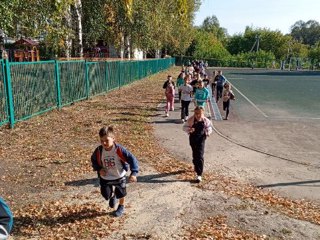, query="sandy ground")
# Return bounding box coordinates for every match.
[108,95,320,239]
